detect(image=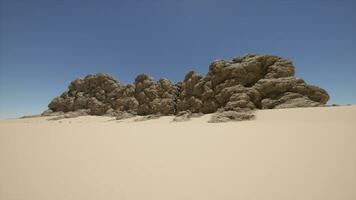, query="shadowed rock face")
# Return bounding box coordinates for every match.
[45,54,329,117]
